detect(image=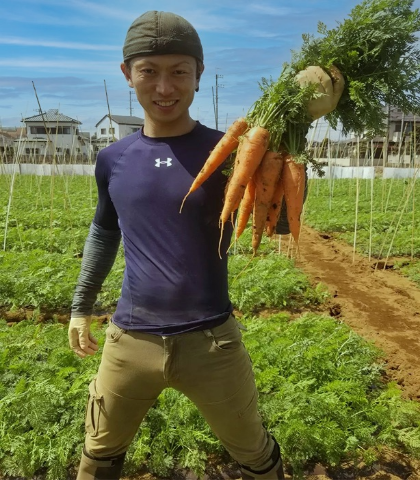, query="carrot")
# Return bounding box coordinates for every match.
[235,175,256,241]
[251,151,284,254]
[265,178,285,237]
[281,155,305,243]
[220,126,269,225]
[180,117,248,212]
[218,125,270,257]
